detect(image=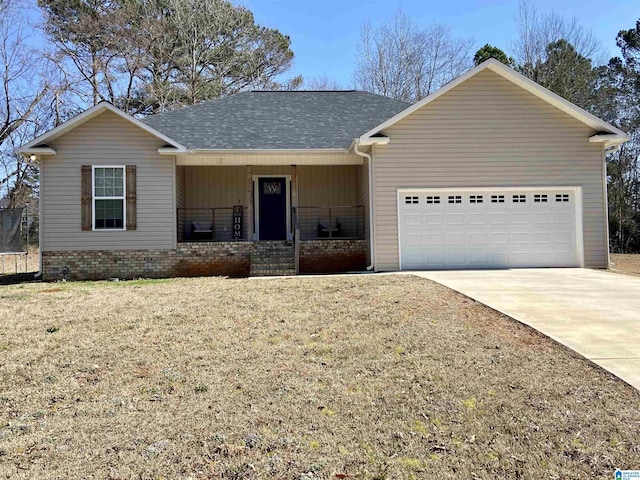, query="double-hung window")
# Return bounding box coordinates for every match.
[93,166,126,230]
